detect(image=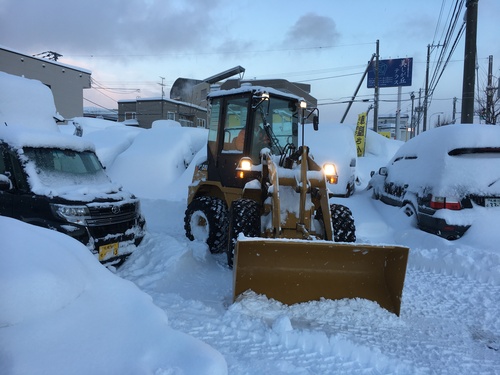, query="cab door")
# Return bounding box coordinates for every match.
[208,95,250,188]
